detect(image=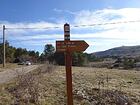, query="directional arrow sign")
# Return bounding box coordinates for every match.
[56,40,89,52]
